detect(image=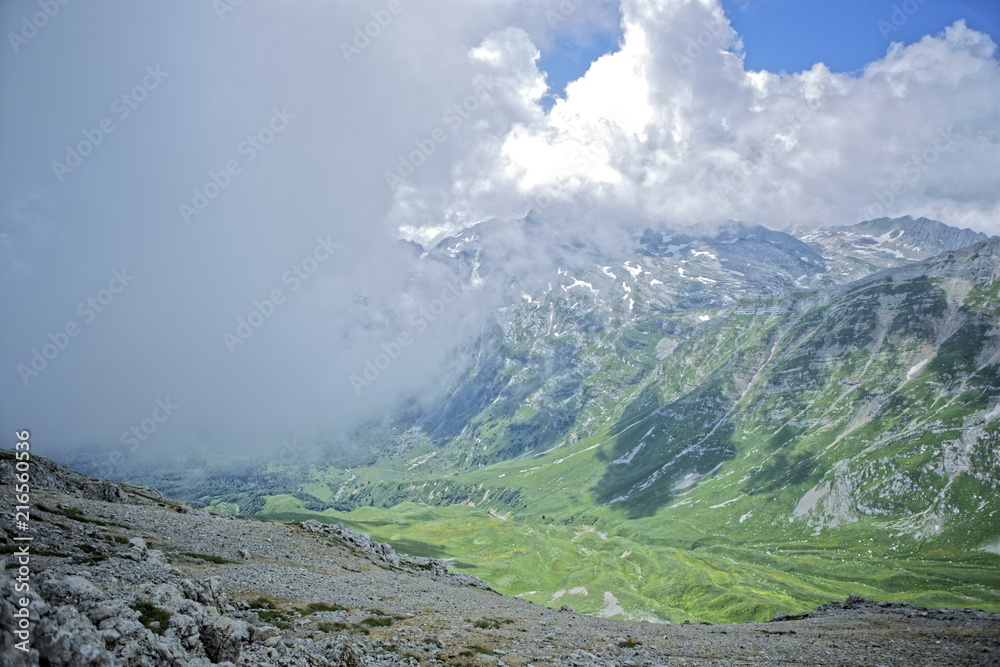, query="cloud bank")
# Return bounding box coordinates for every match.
[0,0,997,464]
[392,0,1000,243]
